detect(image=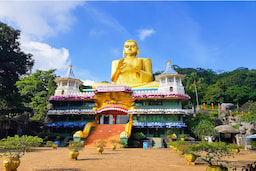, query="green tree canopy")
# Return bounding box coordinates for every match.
[0,22,34,115]
[192,119,218,141]
[16,70,57,121]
